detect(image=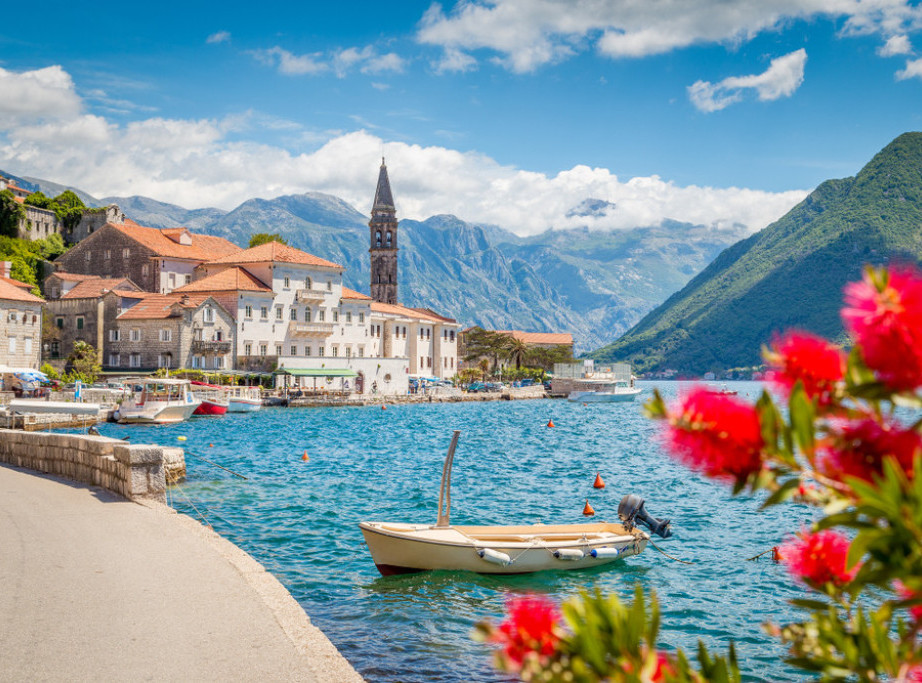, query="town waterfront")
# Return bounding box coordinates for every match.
[89,381,807,682]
